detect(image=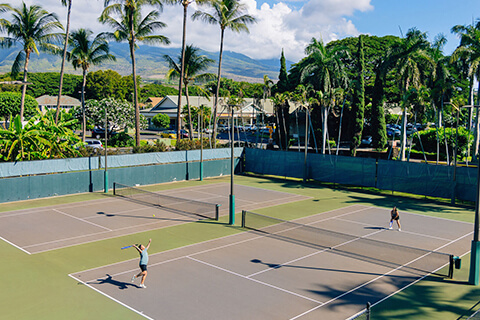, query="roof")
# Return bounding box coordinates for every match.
[142,95,274,117]
[36,95,81,106]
